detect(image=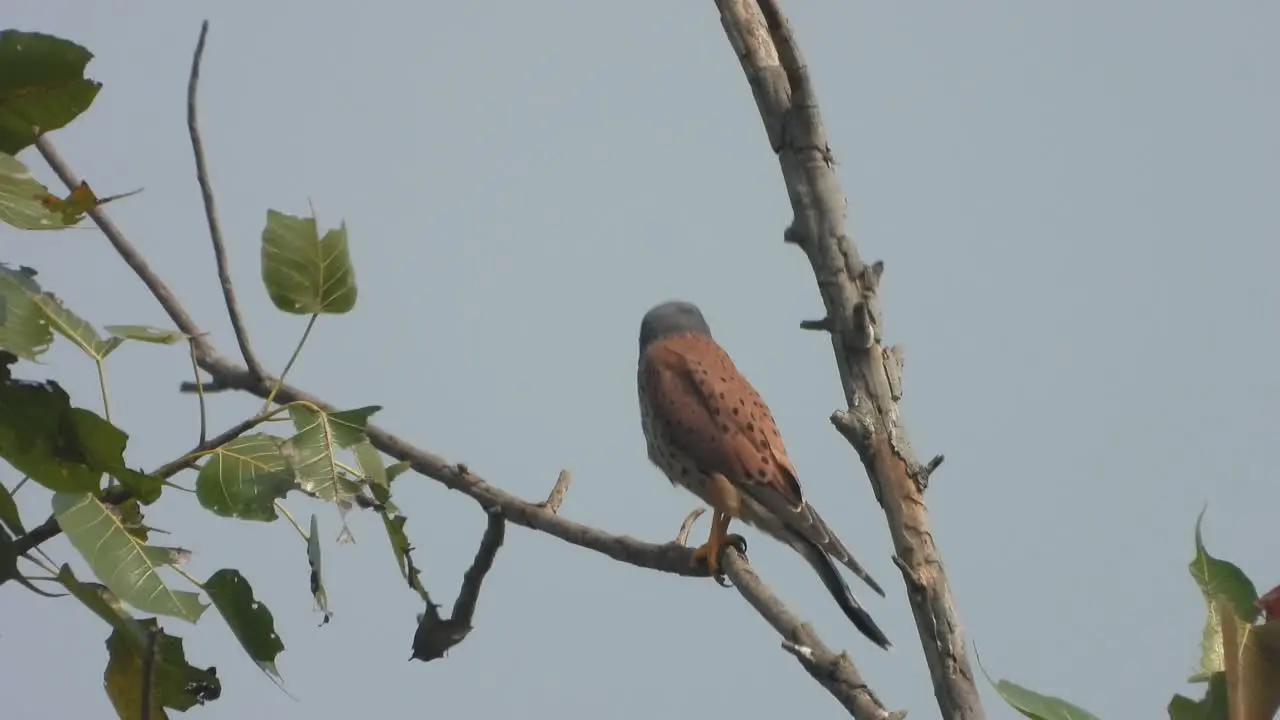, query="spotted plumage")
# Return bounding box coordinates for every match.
[637,300,891,650]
